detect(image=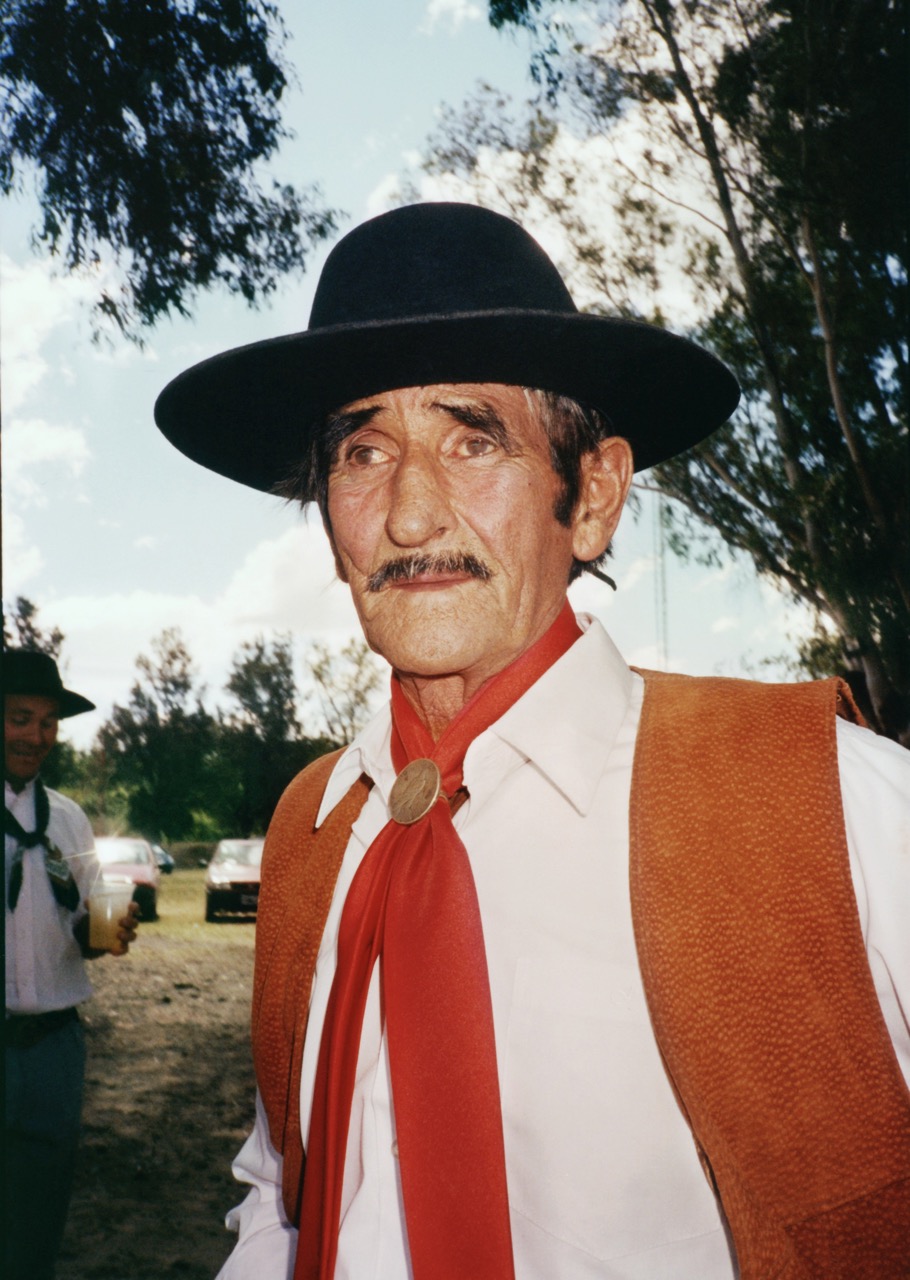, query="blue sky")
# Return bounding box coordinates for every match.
[1,0,808,749]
